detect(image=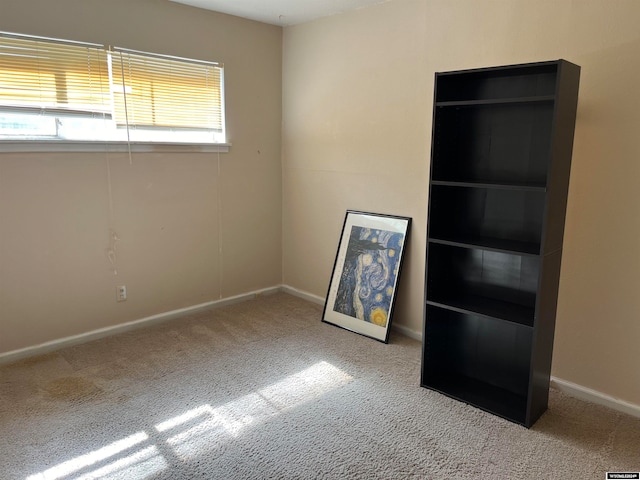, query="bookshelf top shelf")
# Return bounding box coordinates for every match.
[435,62,560,103]
[436,96,554,107]
[430,180,547,192]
